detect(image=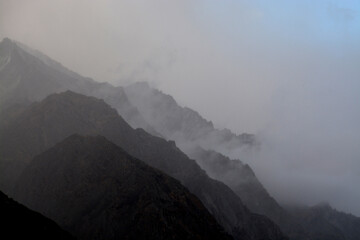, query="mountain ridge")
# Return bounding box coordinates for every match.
[4,37,358,240]
[14,134,232,240]
[0,38,156,135]
[124,81,257,157]
[0,90,287,240]
[187,147,310,240]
